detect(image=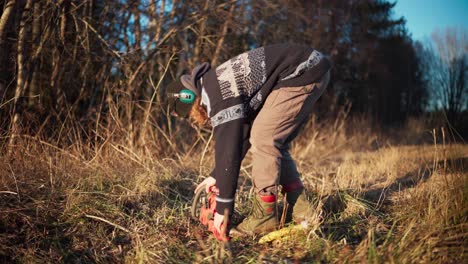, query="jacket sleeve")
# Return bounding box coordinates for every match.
[209,122,251,188]
[210,101,247,215]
